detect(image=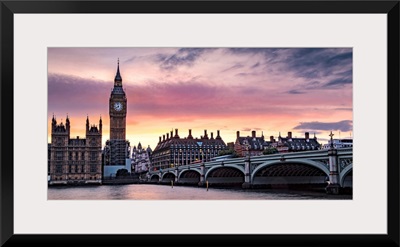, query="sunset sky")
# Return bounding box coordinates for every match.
[48,47,353,149]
